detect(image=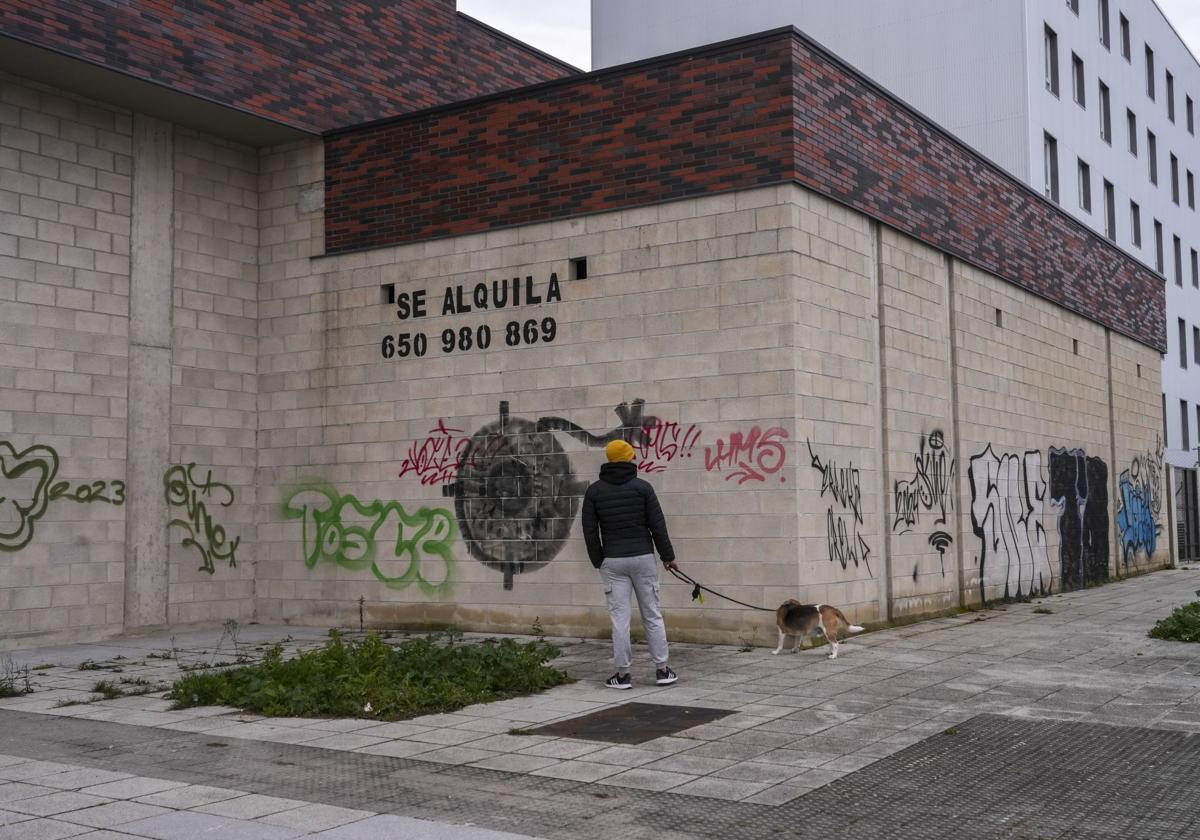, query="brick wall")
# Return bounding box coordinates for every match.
[323,28,1165,355]
[0,0,575,133]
